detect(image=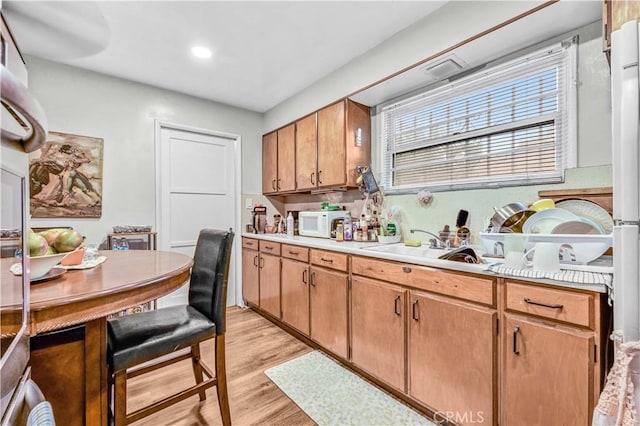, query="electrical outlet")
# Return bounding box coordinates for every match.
[245,198,253,209]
